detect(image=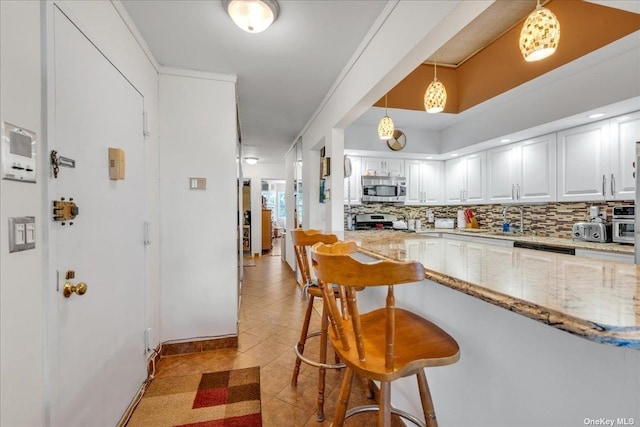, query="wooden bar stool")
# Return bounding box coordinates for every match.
[290,229,346,422]
[311,241,460,427]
